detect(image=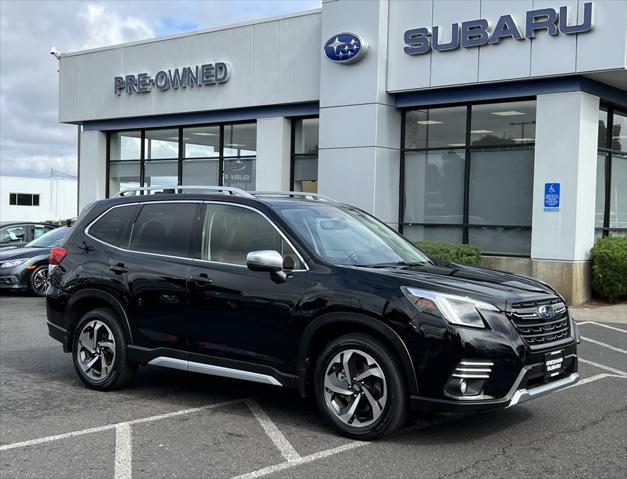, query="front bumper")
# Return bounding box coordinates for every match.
[0,274,26,289]
[507,372,579,407]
